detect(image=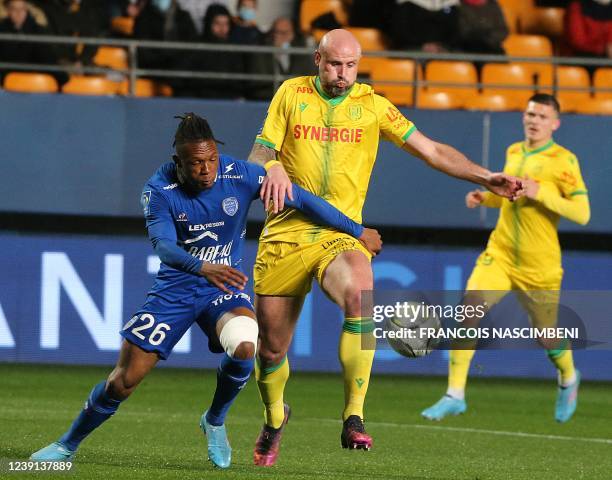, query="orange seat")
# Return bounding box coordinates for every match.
[498,0,535,33]
[463,92,518,112]
[111,16,134,36]
[119,78,173,97]
[575,98,612,115]
[93,46,128,71]
[345,27,390,75]
[62,75,118,96]
[300,0,347,34]
[416,91,463,110]
[481,63,534,108]
[522,7,565,39]
[370,59,420,107]
[503,34,552,80]
[424,61,478,102]
[3,72,58,93]
[539,66,591,112]
[593,68,612,100]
